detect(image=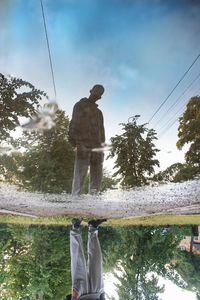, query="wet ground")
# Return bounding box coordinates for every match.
[0,179,200,218]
